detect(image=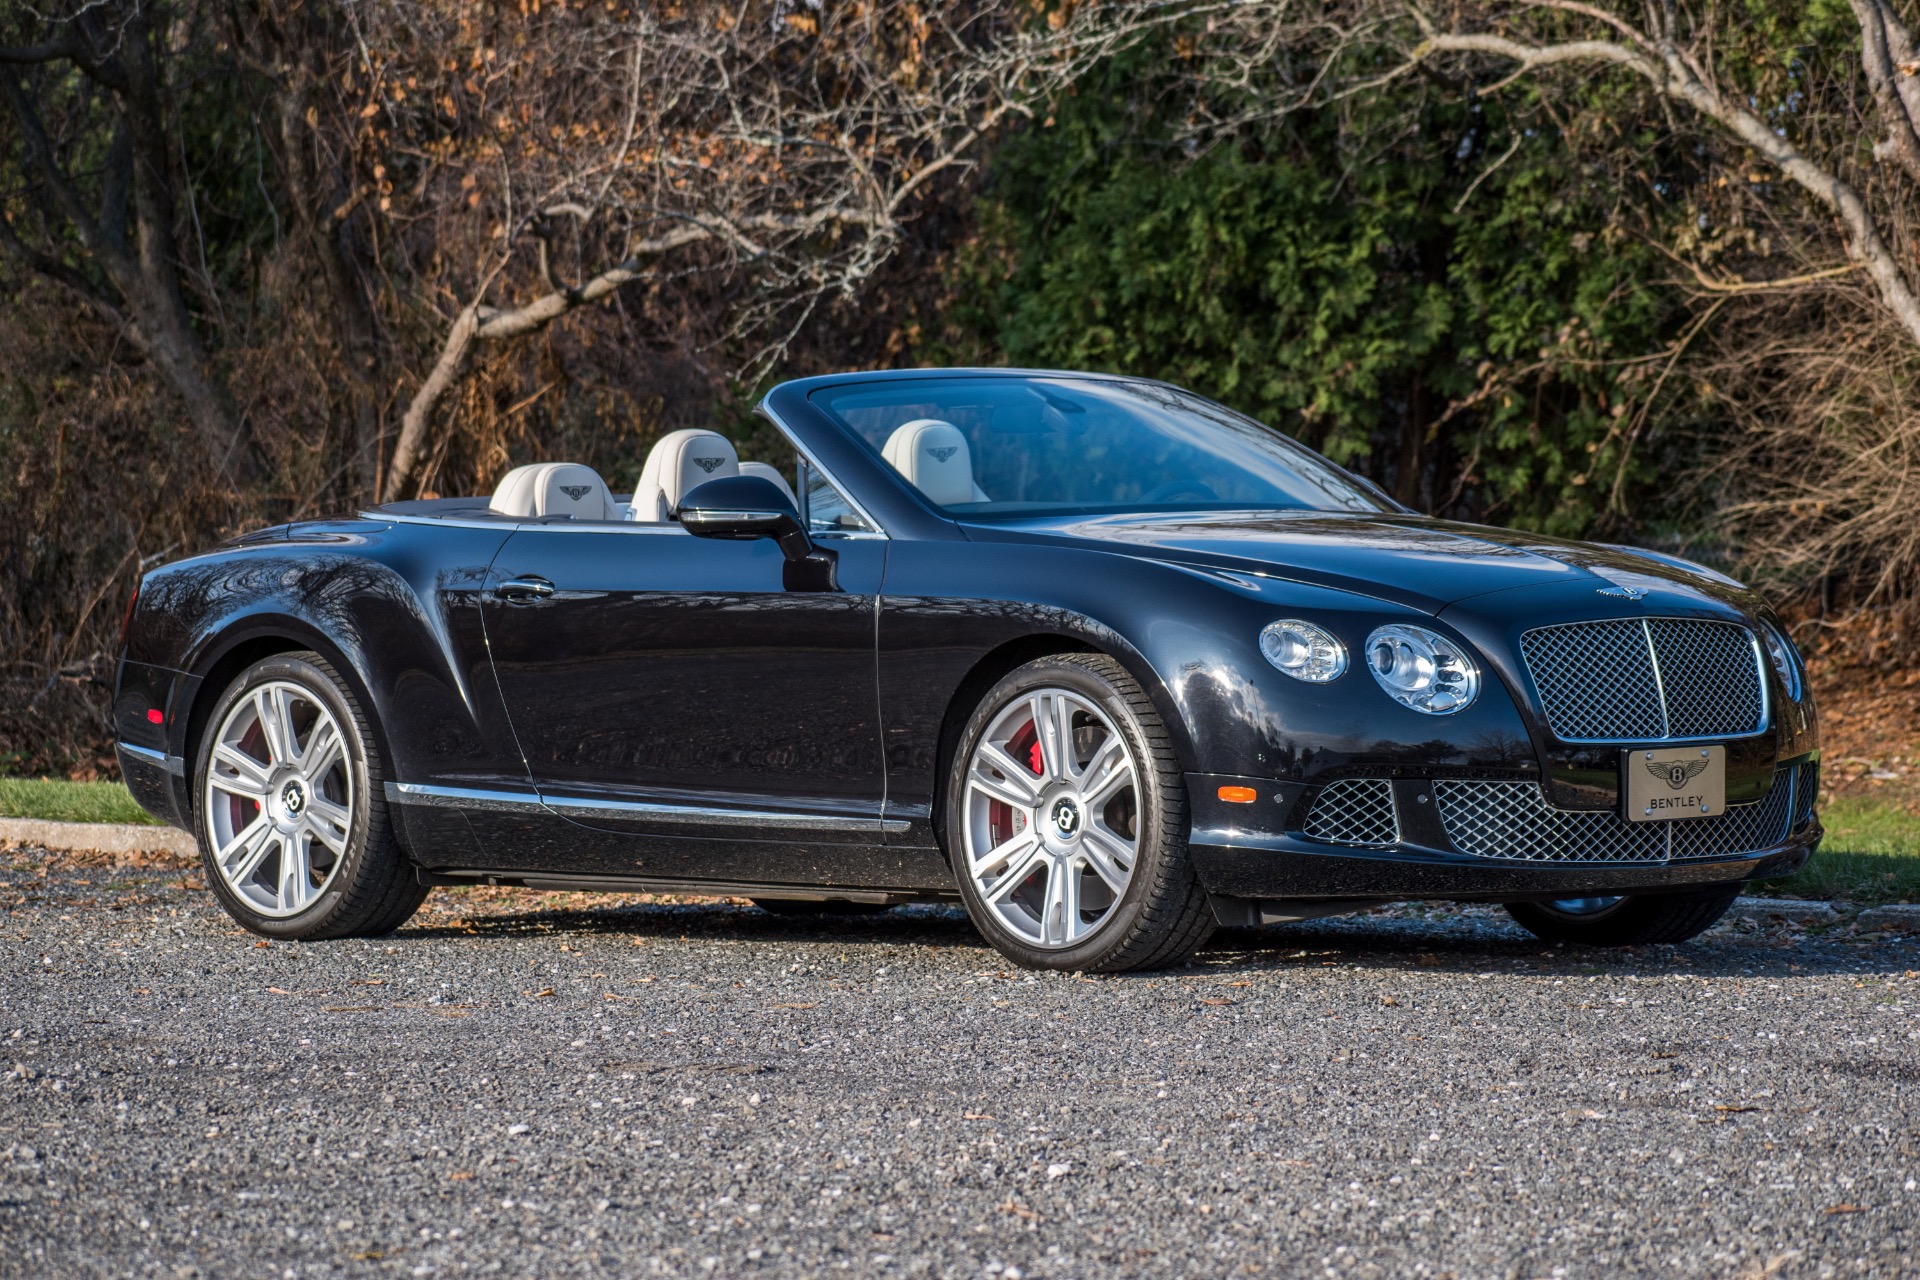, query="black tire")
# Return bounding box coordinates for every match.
[1503,886,1741,946]
[193,651,428,940]
[752,899,892,917]
[945,653,1213,973]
